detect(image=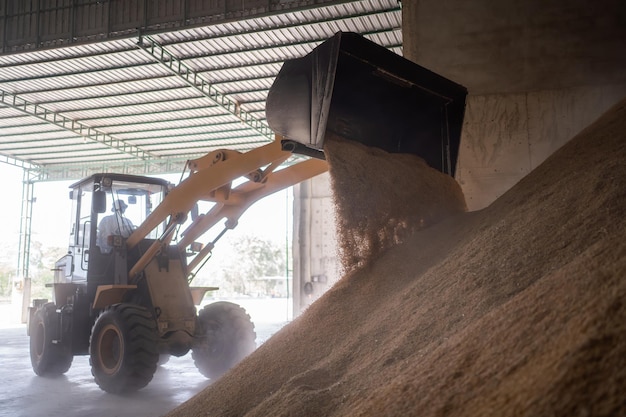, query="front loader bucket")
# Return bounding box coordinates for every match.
[266,31,467,177]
